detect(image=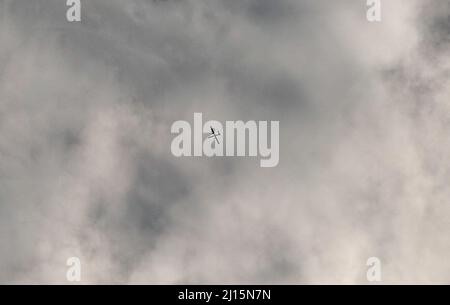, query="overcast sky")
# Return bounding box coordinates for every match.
[0,0,449,284]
